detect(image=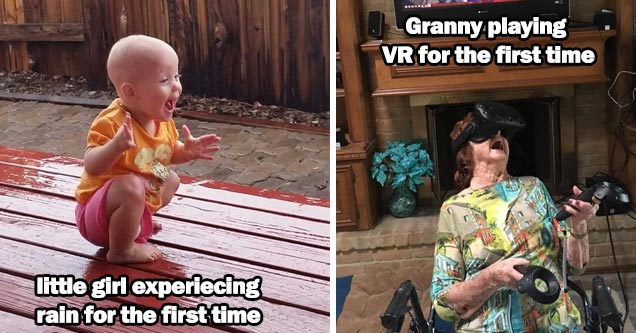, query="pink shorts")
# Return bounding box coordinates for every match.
[75,178,154,247]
